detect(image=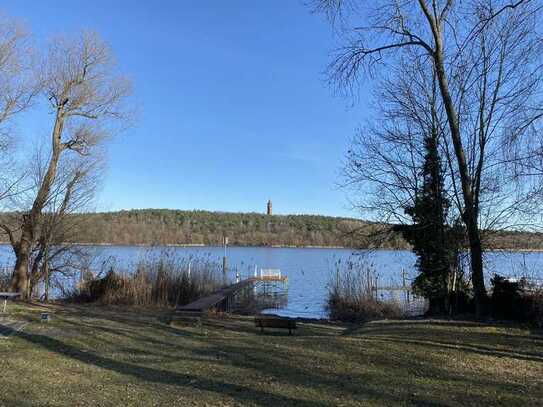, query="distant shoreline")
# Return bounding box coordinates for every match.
[1,241,543,252]
[0,242,355,250]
